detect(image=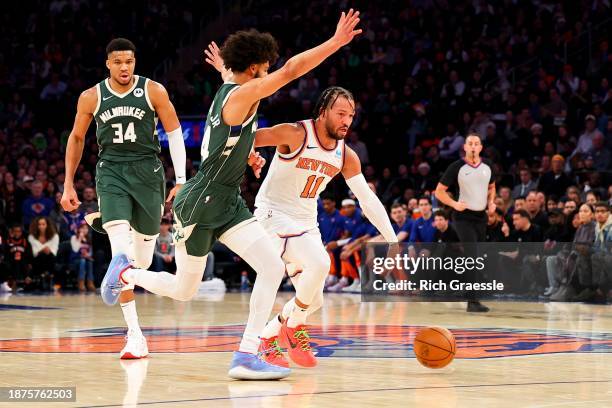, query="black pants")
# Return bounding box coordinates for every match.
[453,219,487,242]
[453,215,487,302]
